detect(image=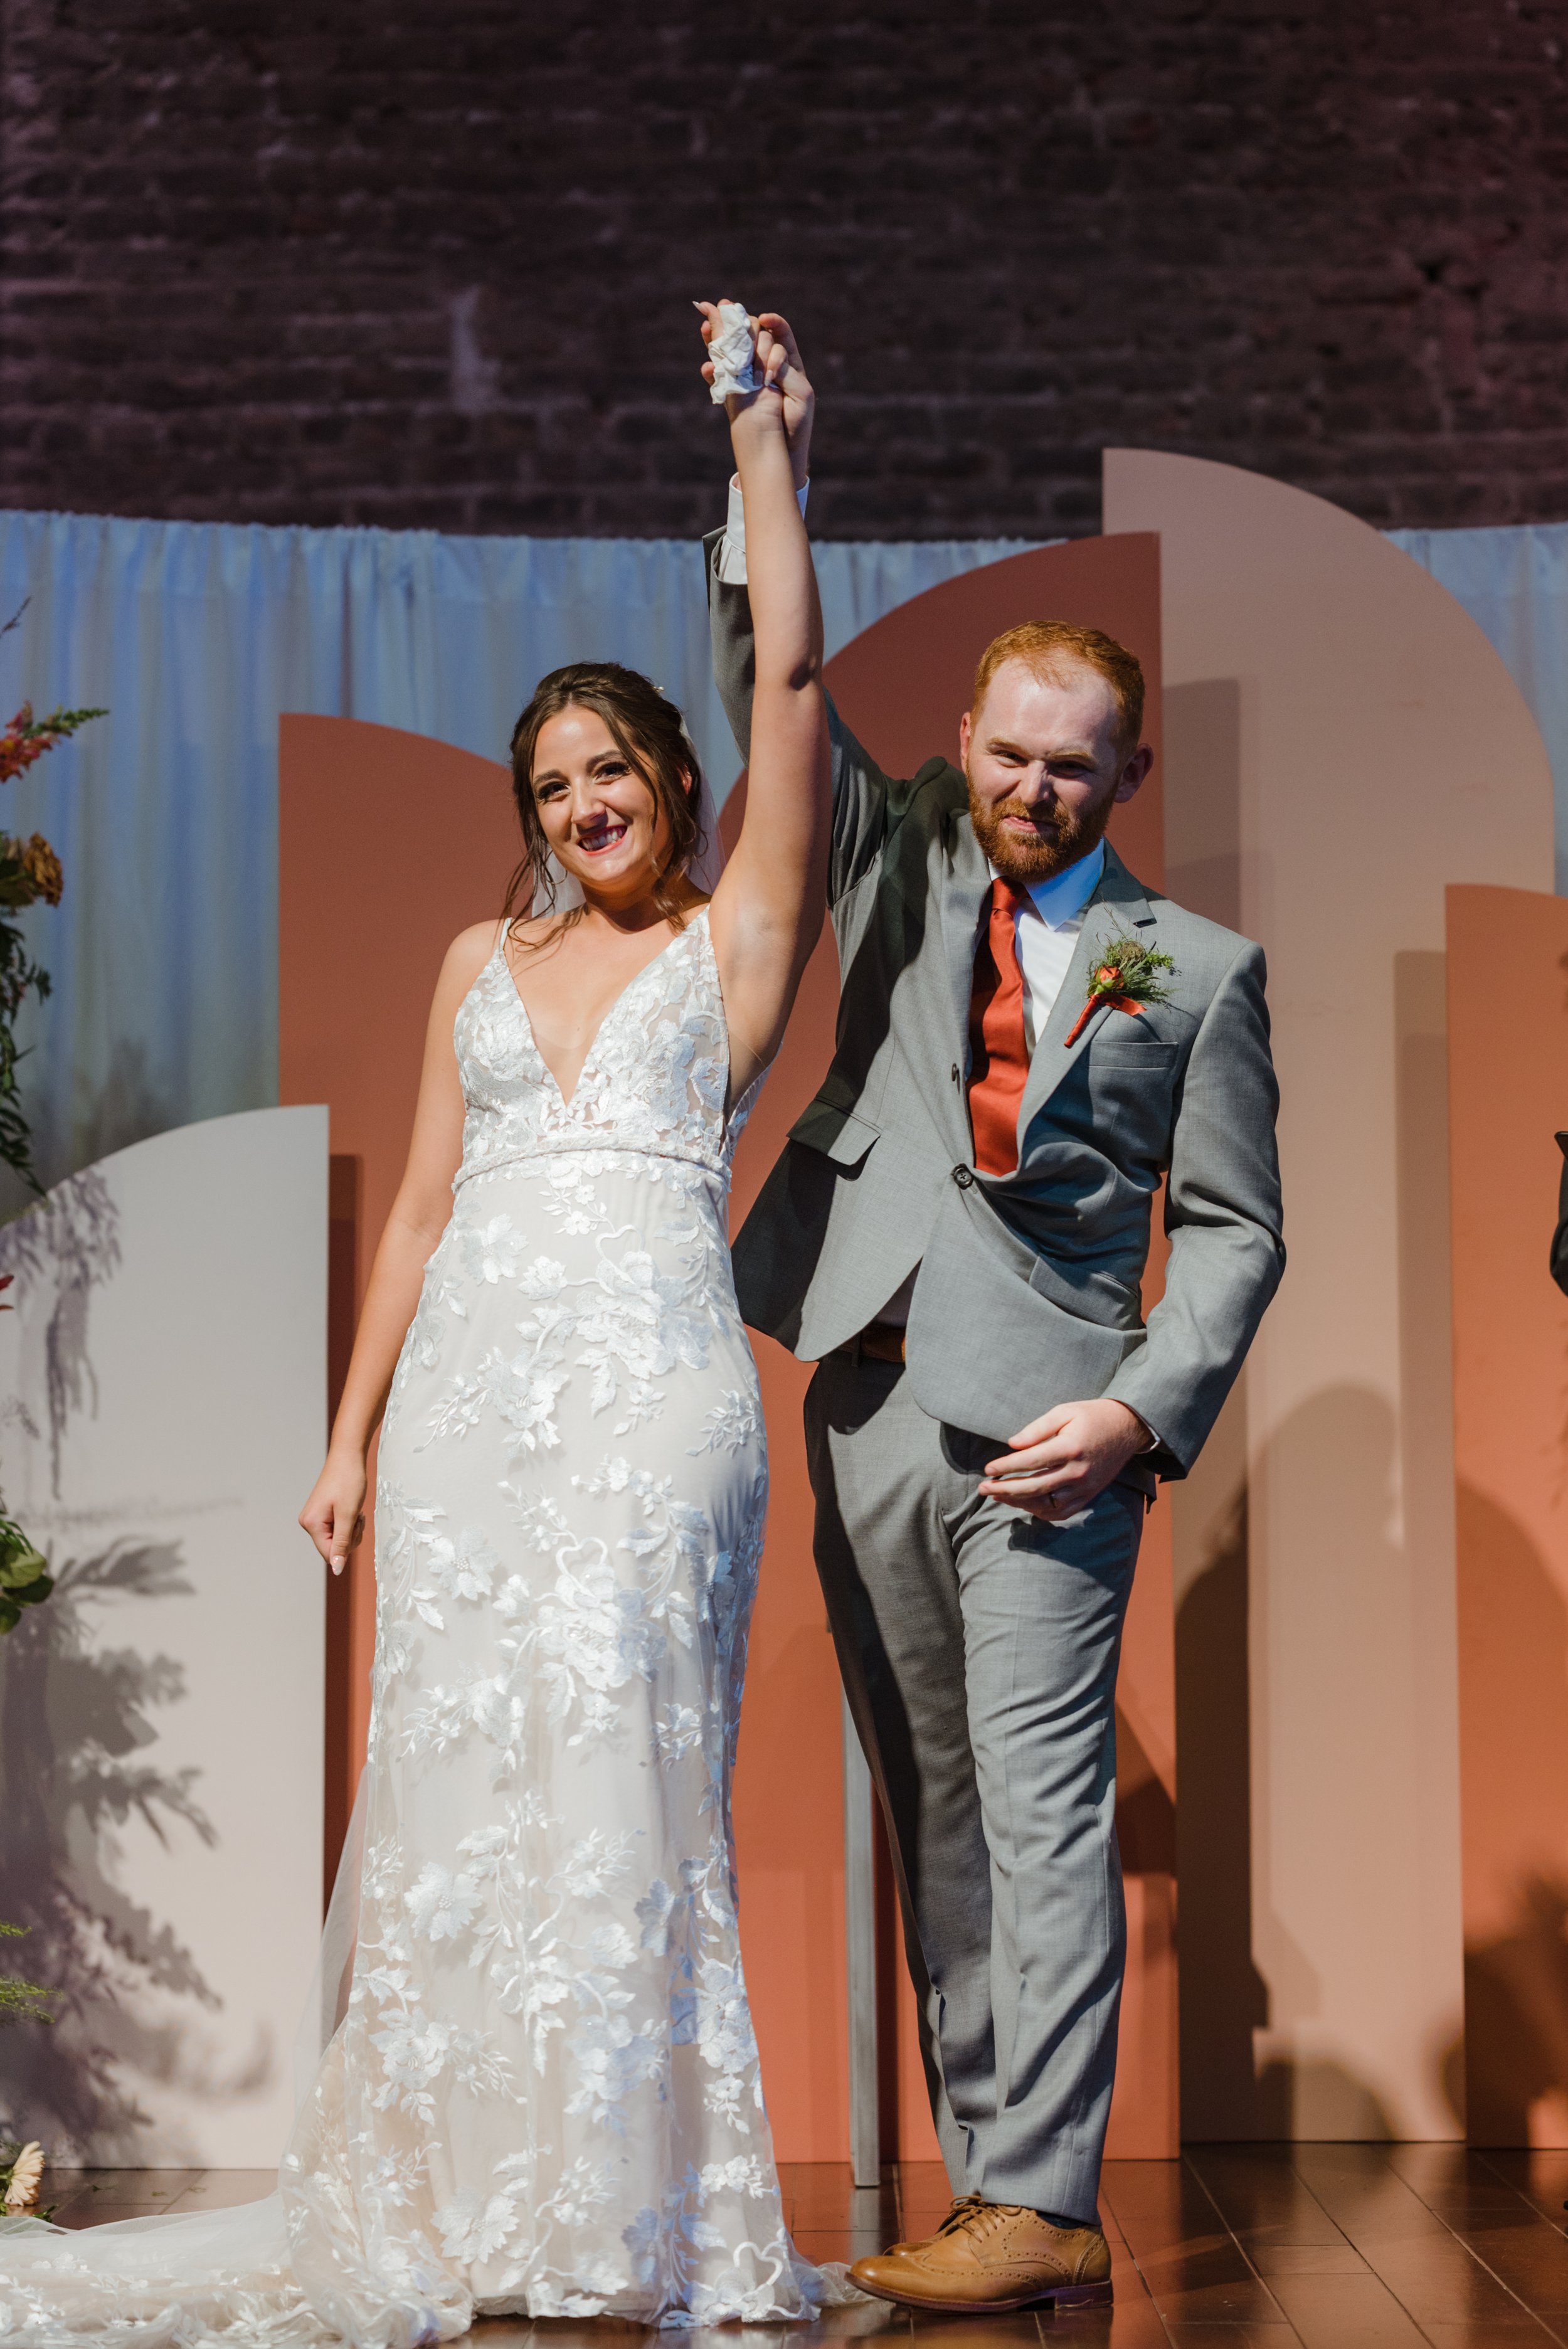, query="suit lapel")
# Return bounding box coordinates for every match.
[940,806,992,1153]
[1013,843,1158,1142]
